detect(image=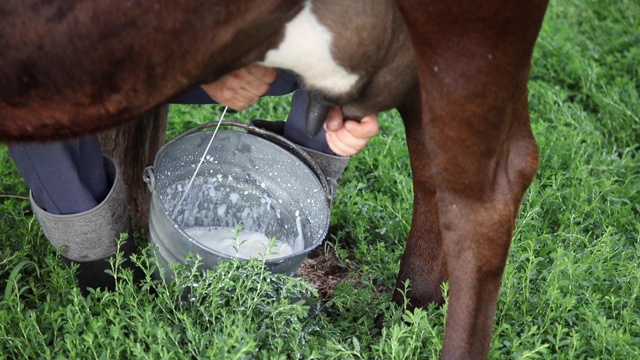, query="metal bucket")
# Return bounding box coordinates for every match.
[144,121,331,278]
